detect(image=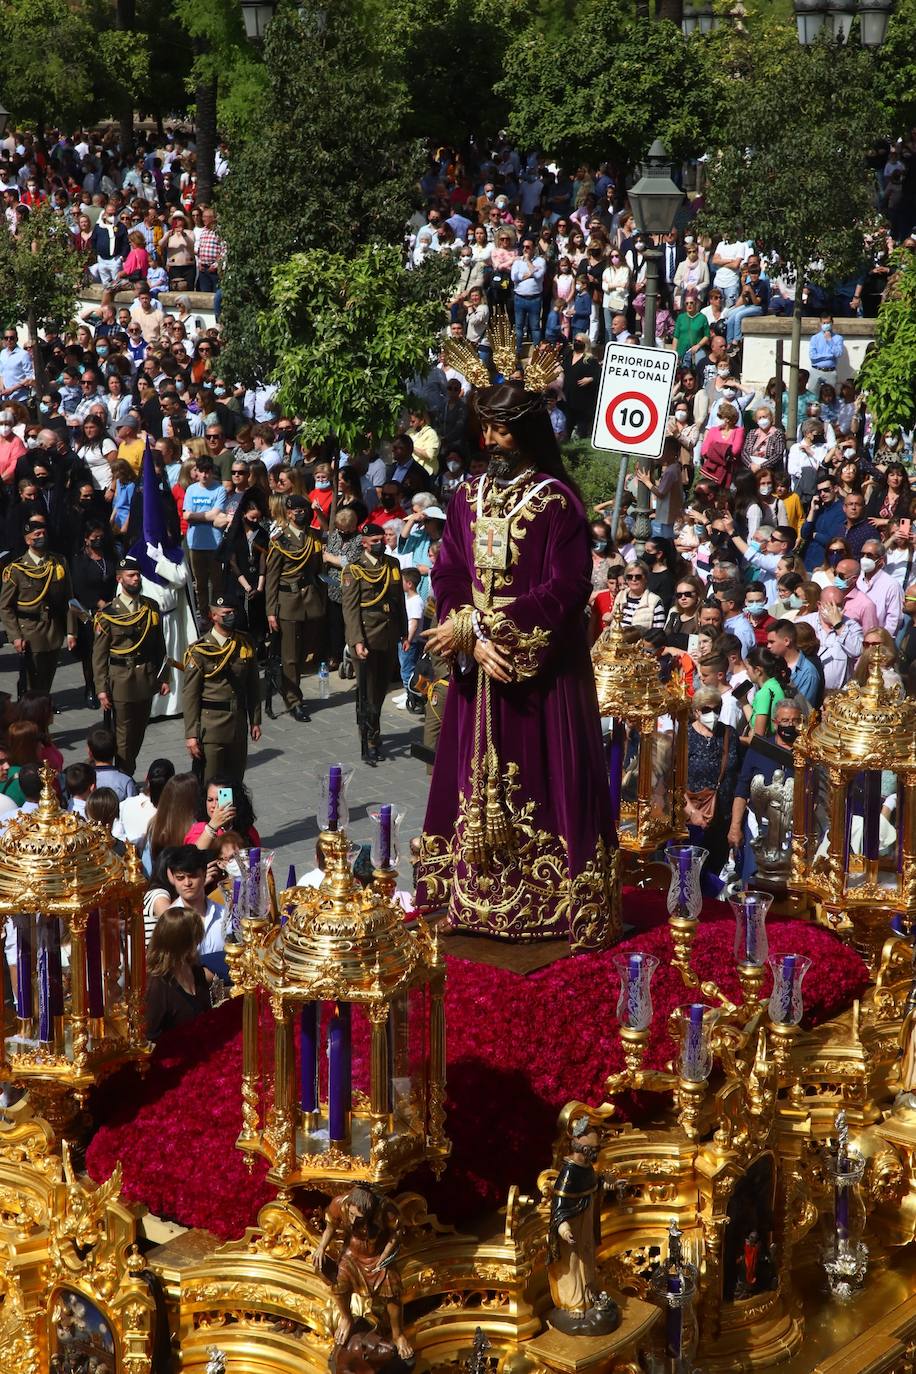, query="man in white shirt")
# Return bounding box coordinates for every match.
[711,239,751,305]
[858,539,903,637]
[799,587,863,691]
[167,846,226,974]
